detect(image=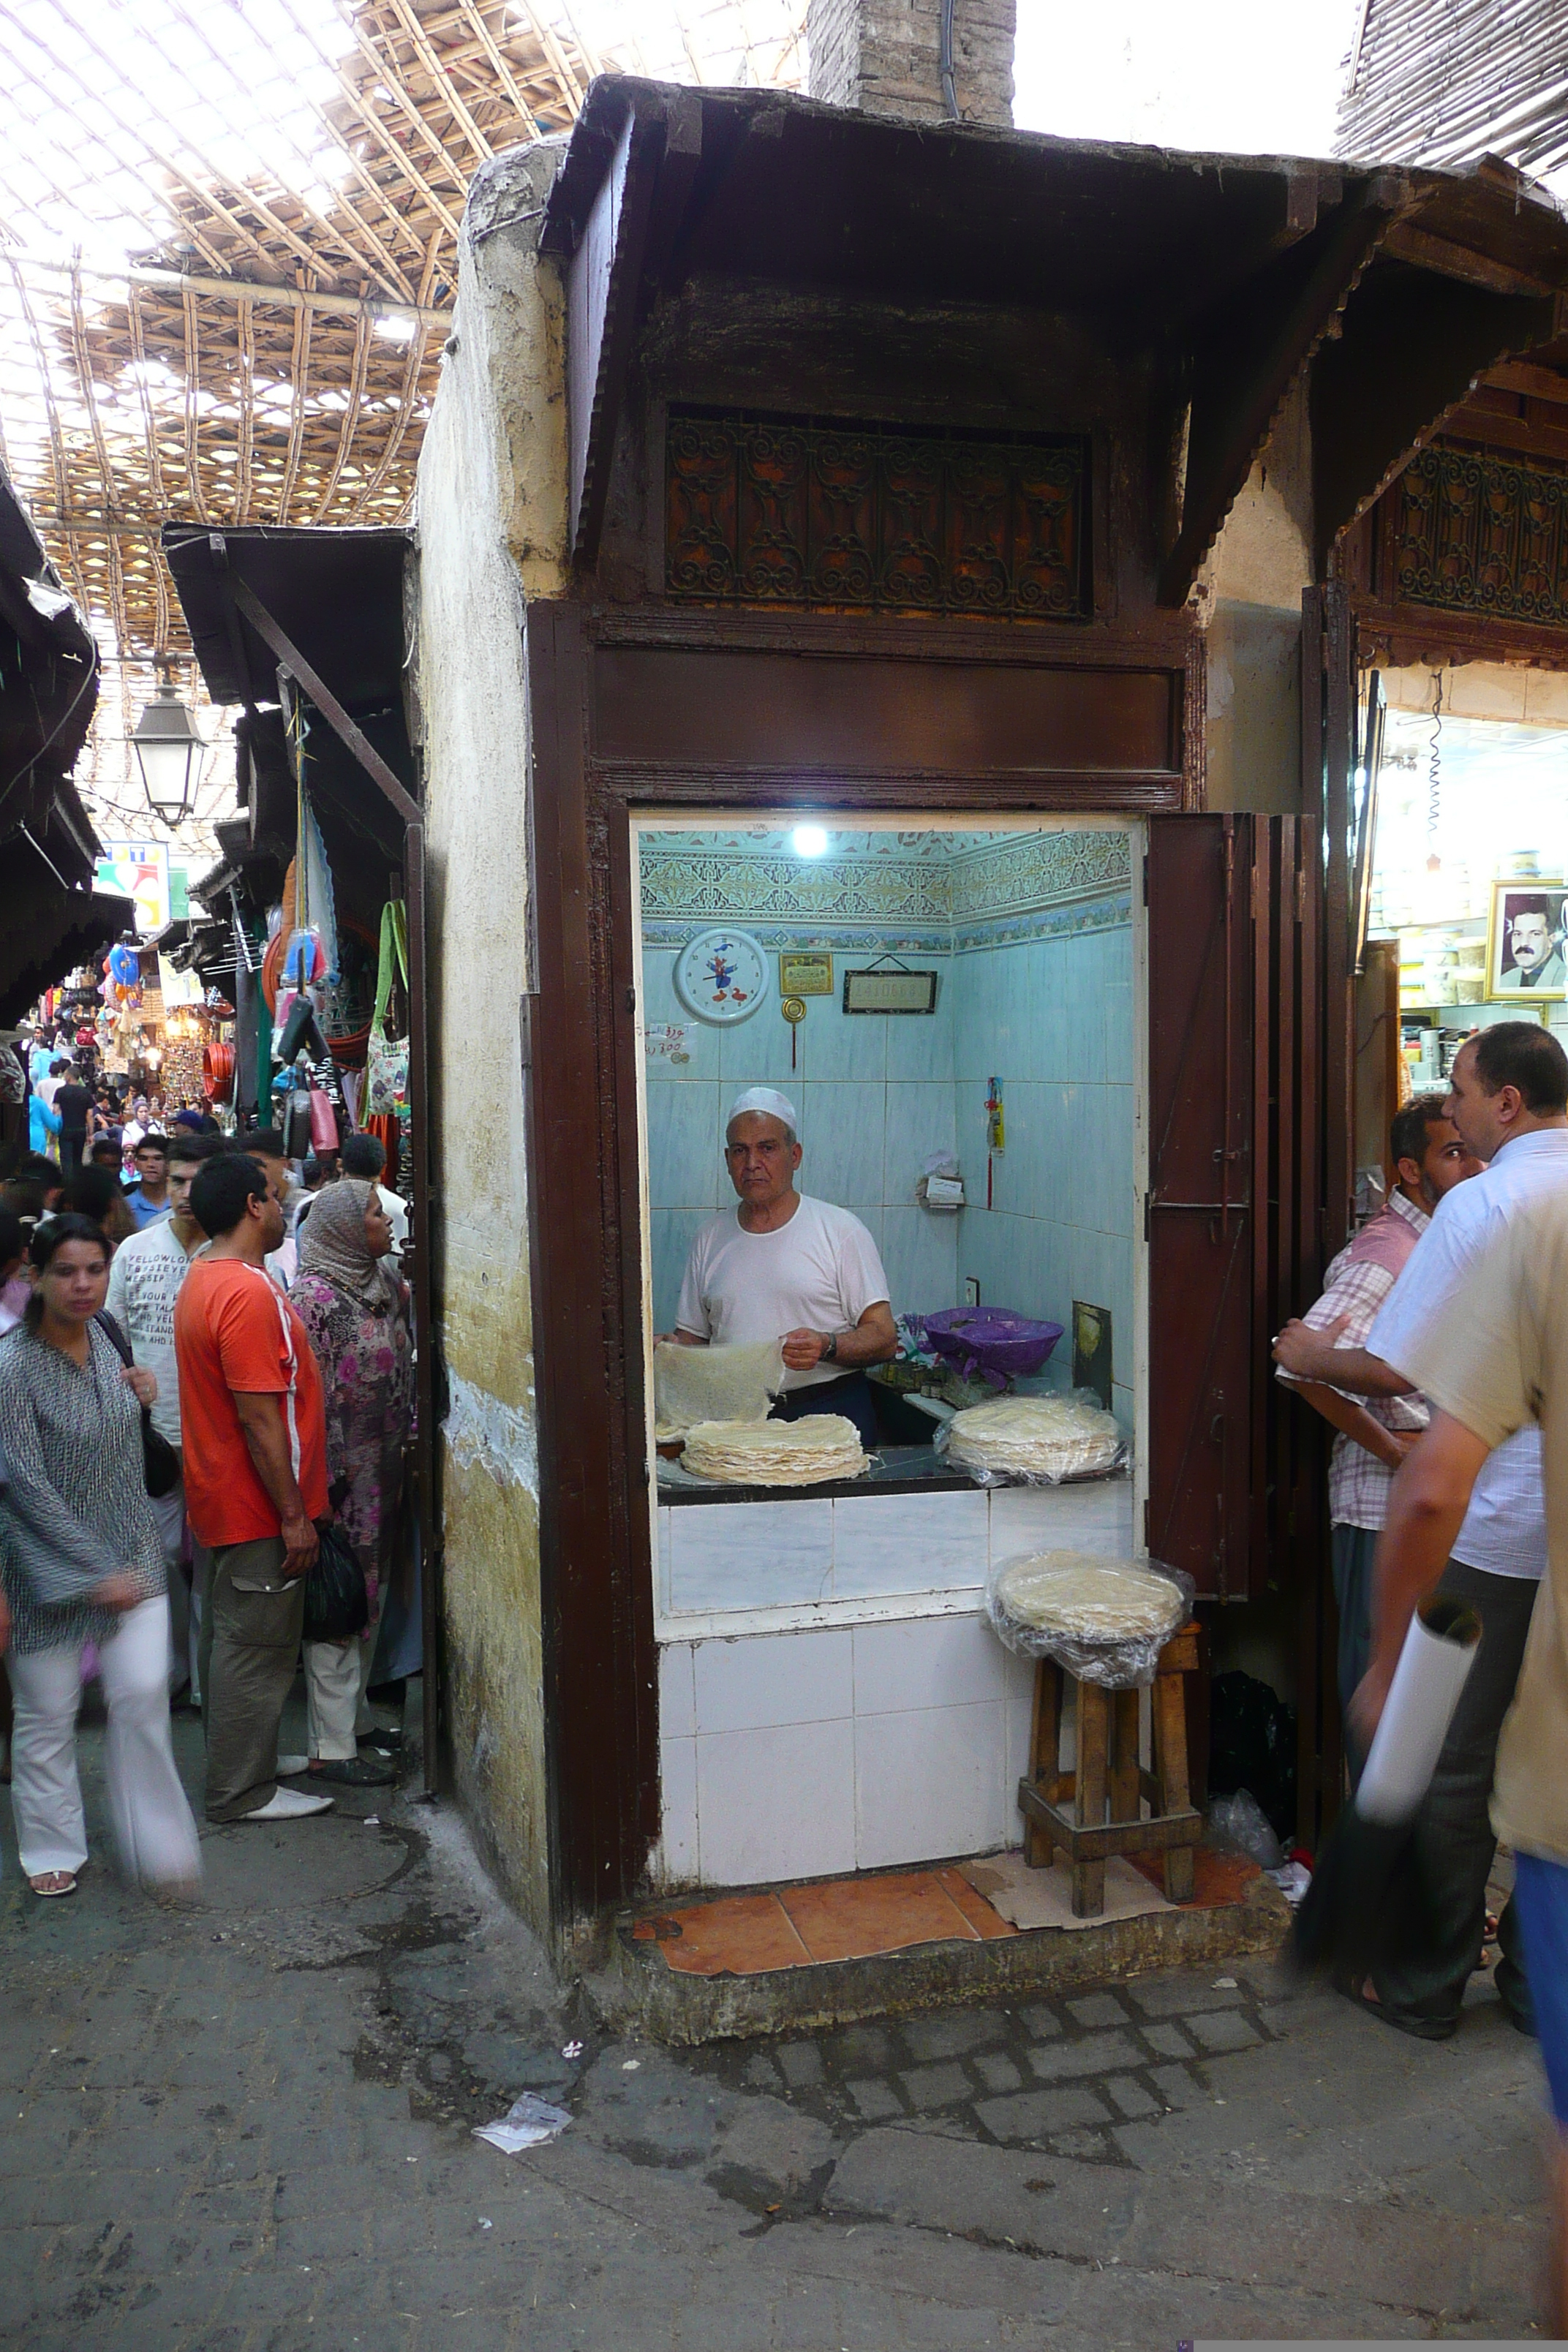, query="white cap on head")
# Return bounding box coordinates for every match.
[728,1087,799,1136]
